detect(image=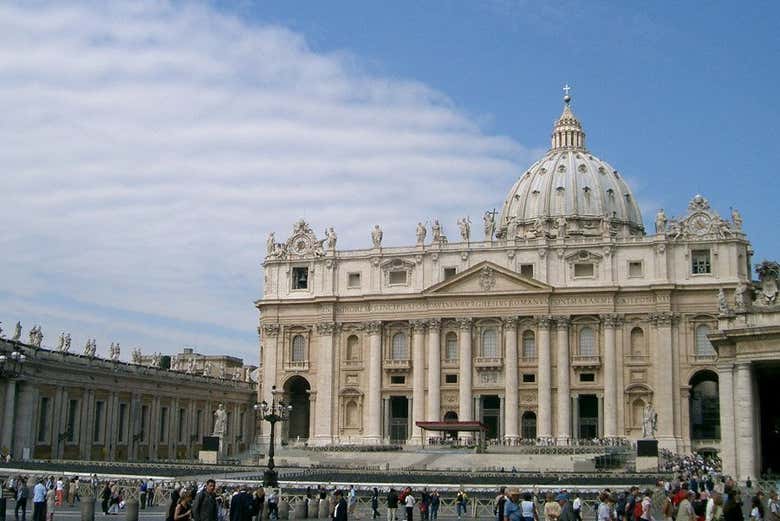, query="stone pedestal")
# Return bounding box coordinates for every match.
[198,450,218,464]
[308,499,318,518]
[636,439,659,472]
[279,501,290,520]
[318,499,329,519]
[293,501,307,519]
[125,501,139,521]
[80,499,96,521]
